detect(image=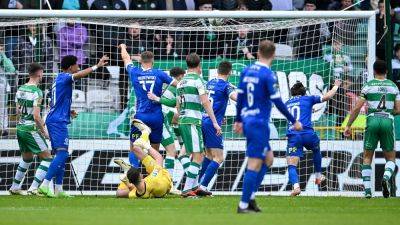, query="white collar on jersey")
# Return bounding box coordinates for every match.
[141,66,152,71]
[255,61,270,68]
